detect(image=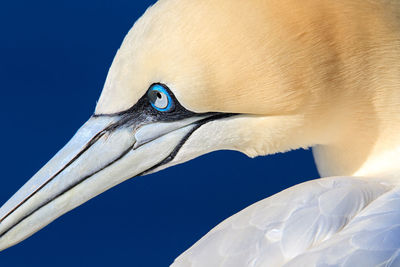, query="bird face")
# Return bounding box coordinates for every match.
[0,0,329,251]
